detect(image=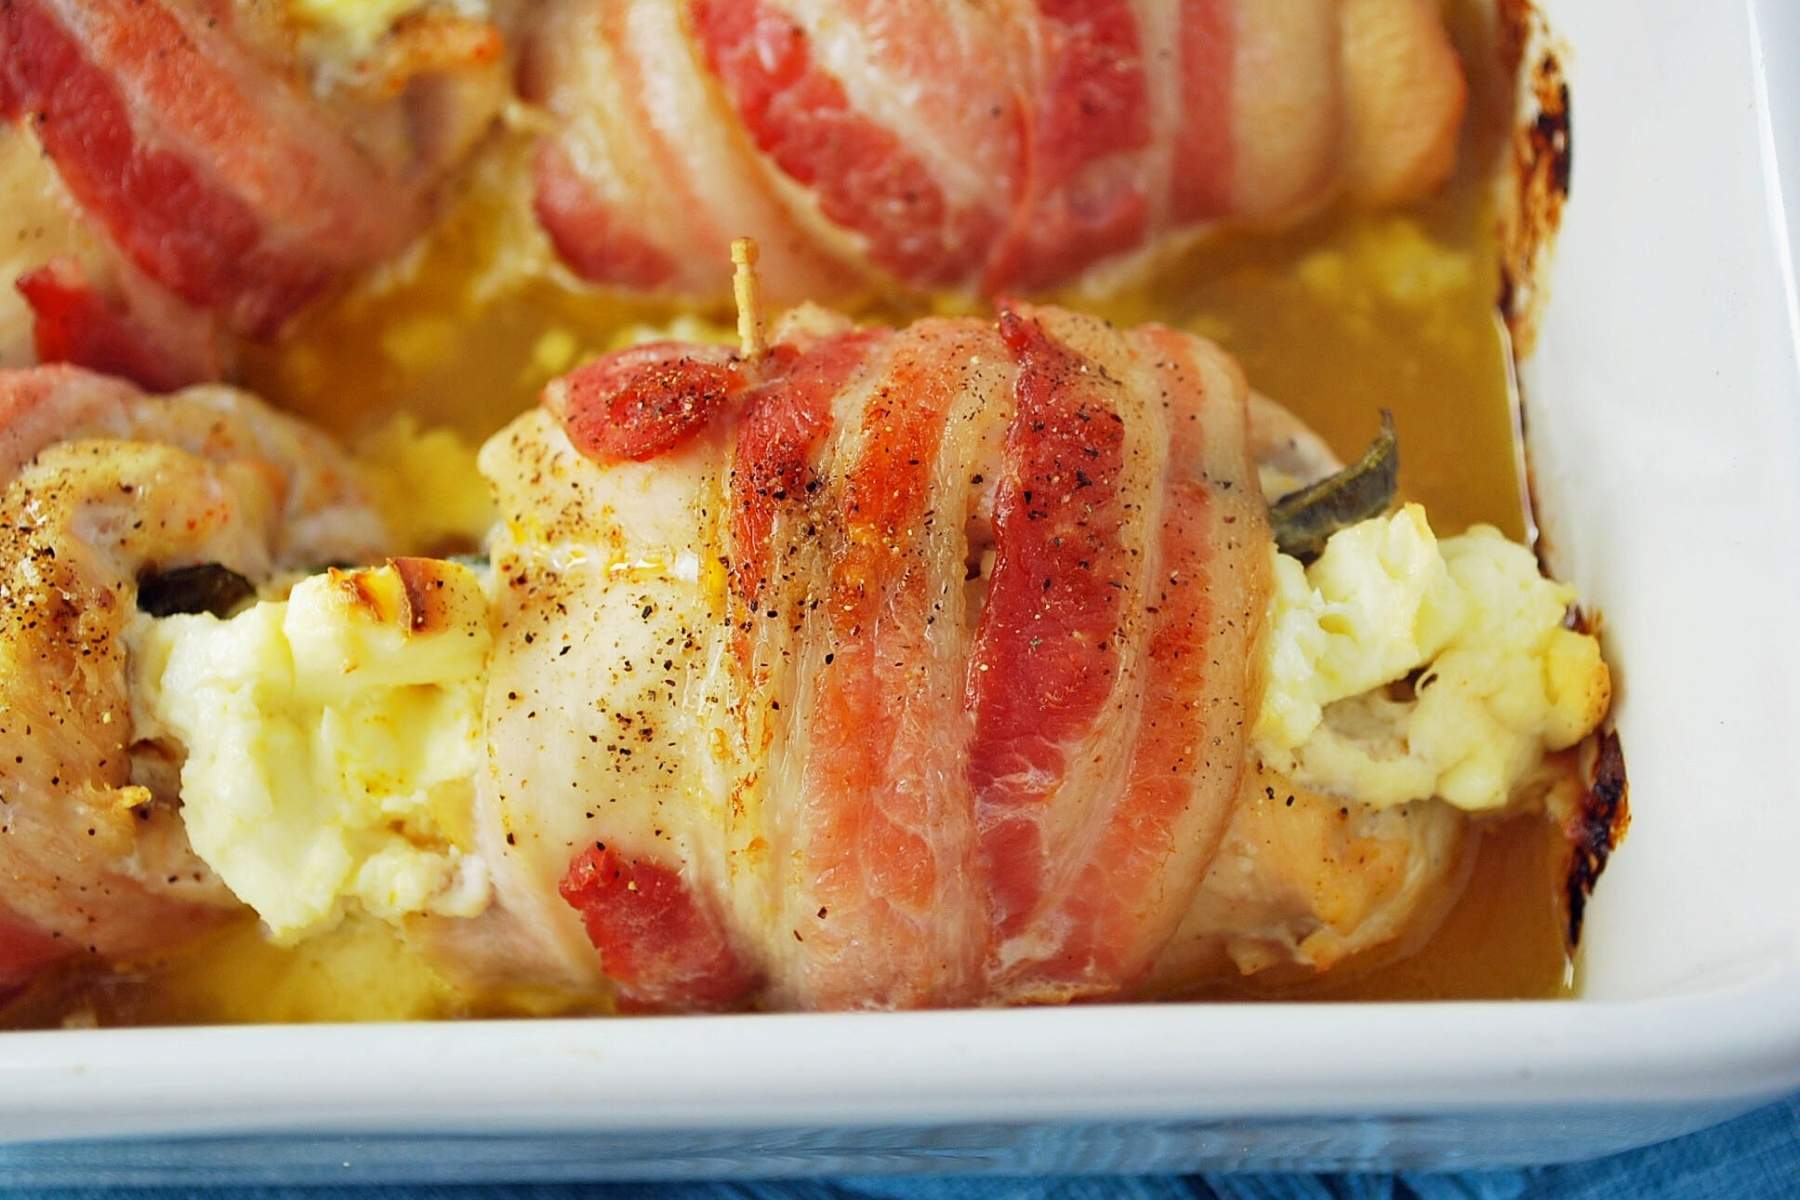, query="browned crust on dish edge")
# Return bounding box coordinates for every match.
[1495,2,1572,361]
[1564,731,1629,950]
[1492,3,1625,953]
